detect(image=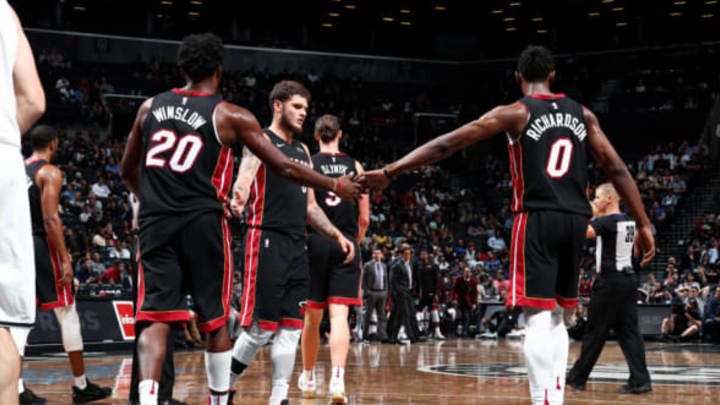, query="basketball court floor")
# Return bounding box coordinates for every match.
[23,339,719,404]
